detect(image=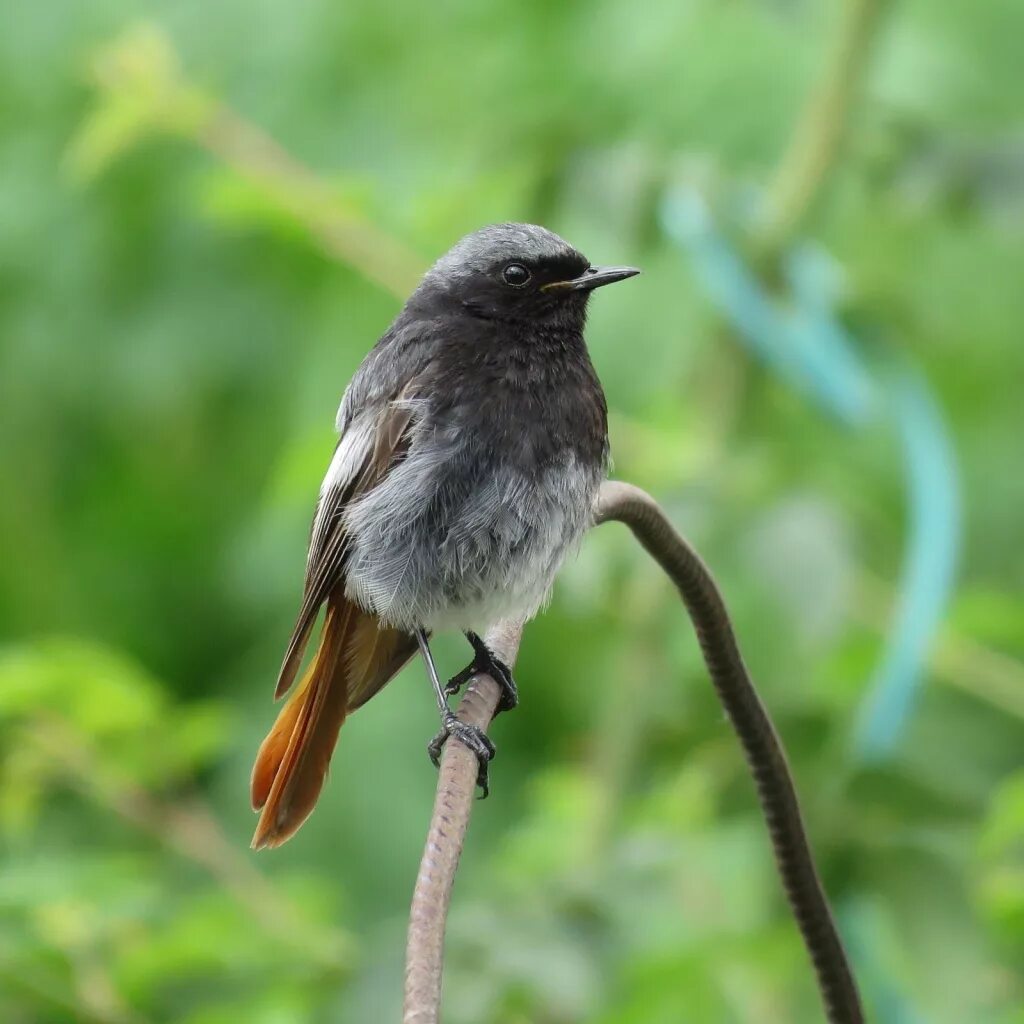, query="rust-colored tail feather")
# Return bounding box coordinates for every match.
[250,593,415,849]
